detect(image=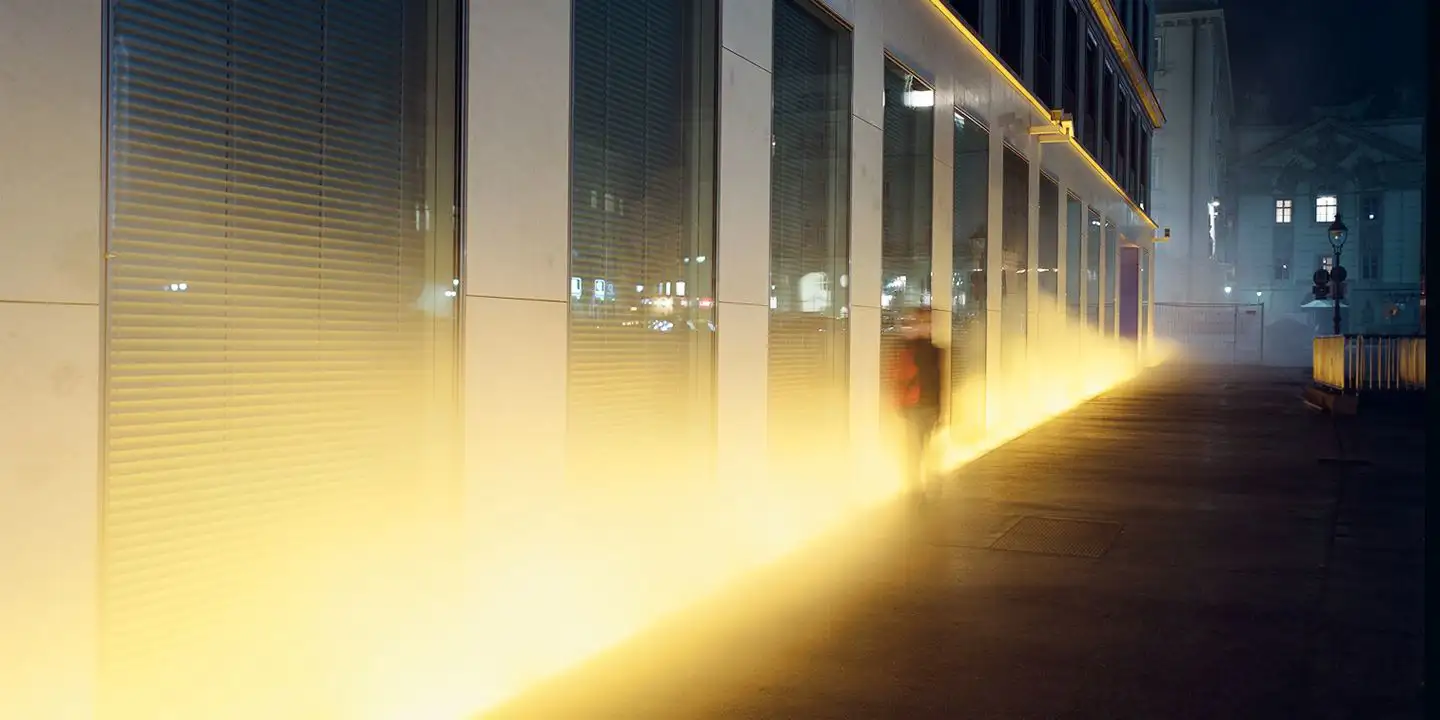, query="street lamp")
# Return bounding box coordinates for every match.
[1327,214,1349,335]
